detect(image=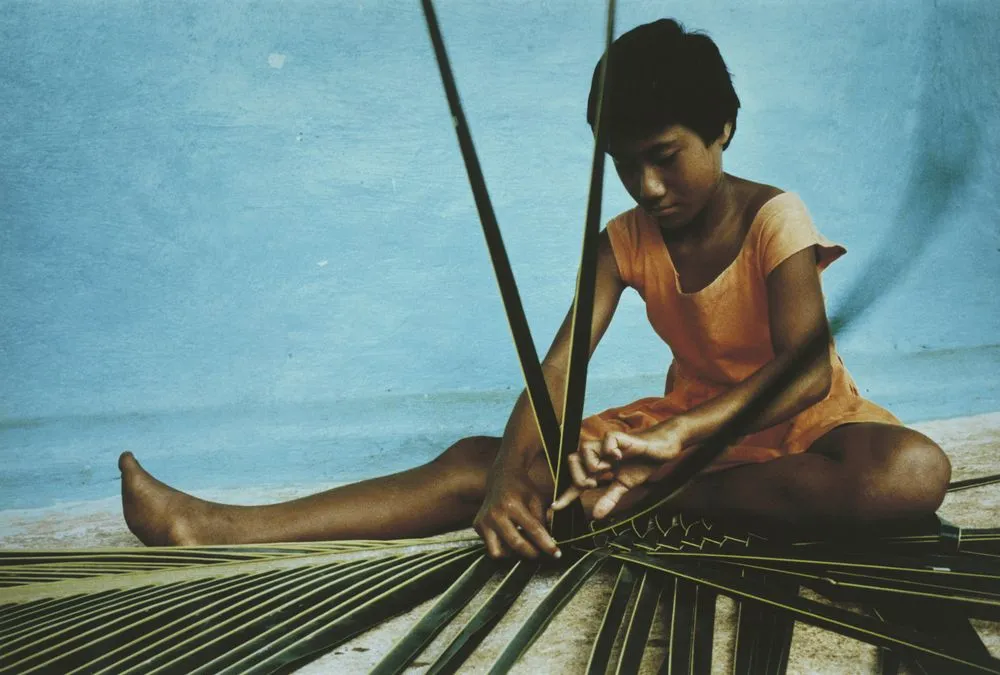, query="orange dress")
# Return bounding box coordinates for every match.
[579,192,900,473]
